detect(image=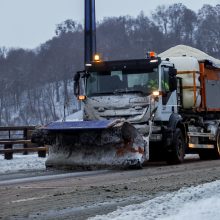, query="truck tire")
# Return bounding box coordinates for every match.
[166,128,185,164]
[213,128,220,159]
[199,129,220,160]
